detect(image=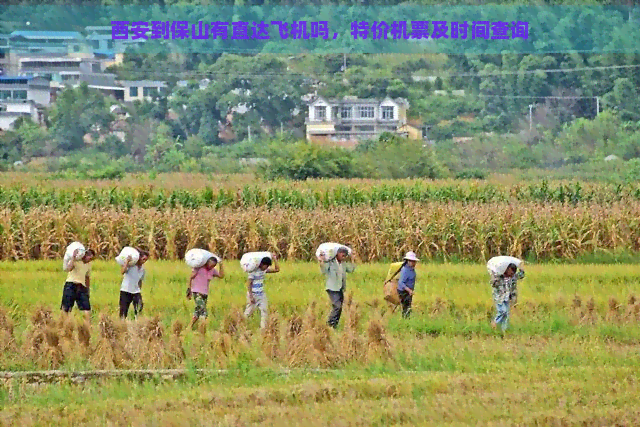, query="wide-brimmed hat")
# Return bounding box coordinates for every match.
[404,251,419,262]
